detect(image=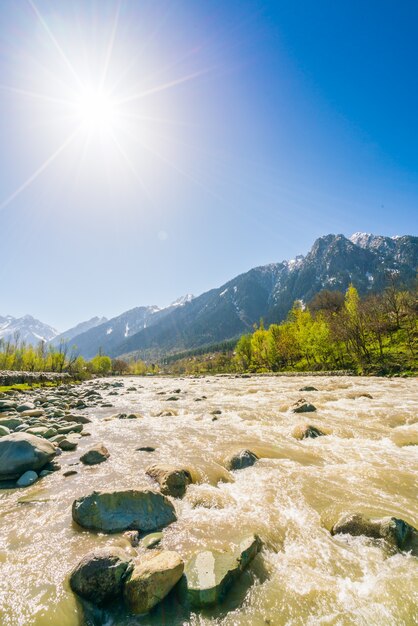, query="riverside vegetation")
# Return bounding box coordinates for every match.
[166,284,417,376]
[0,374,416,625]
